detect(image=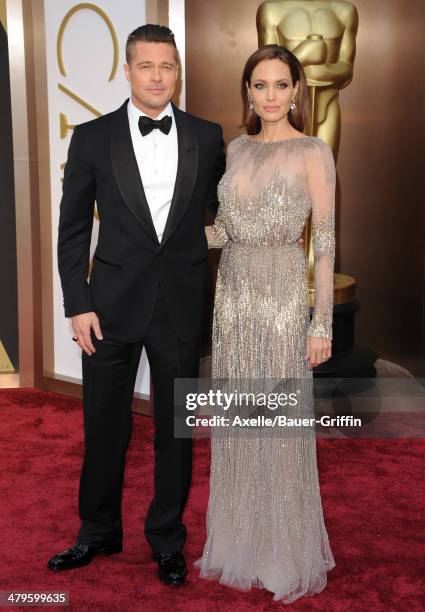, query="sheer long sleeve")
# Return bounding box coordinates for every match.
[205,204,229,249]
[205,139,233,249]
[306,140,336,340]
